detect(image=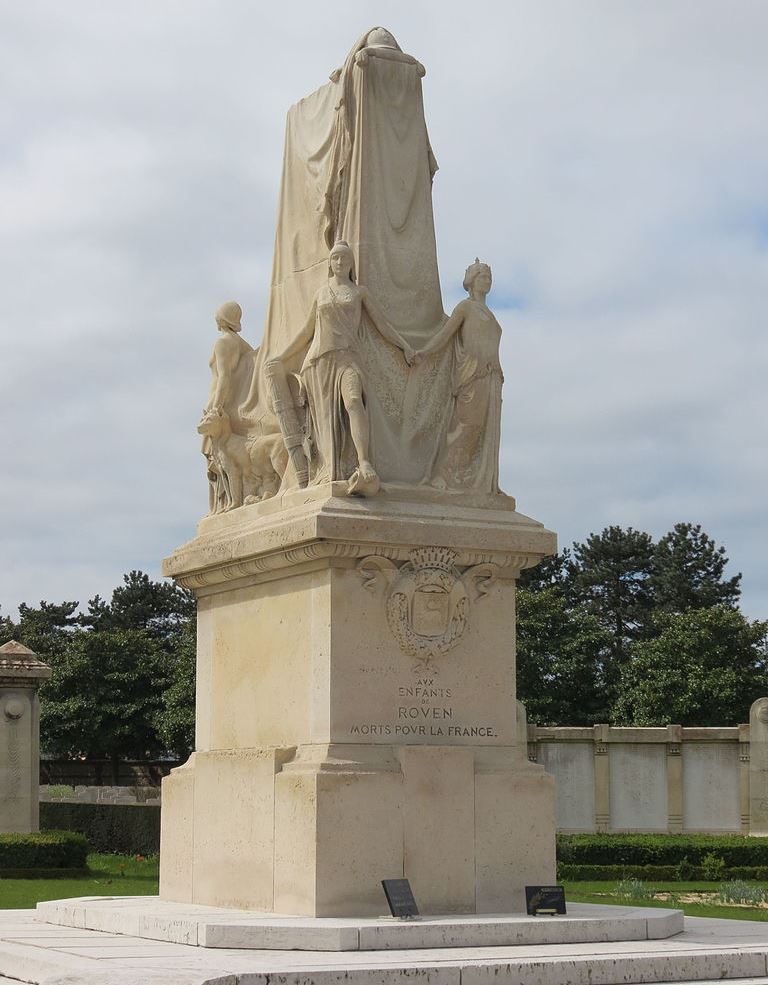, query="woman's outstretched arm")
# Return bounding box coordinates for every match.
[418,302,467,357]
[361,288,414,363]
